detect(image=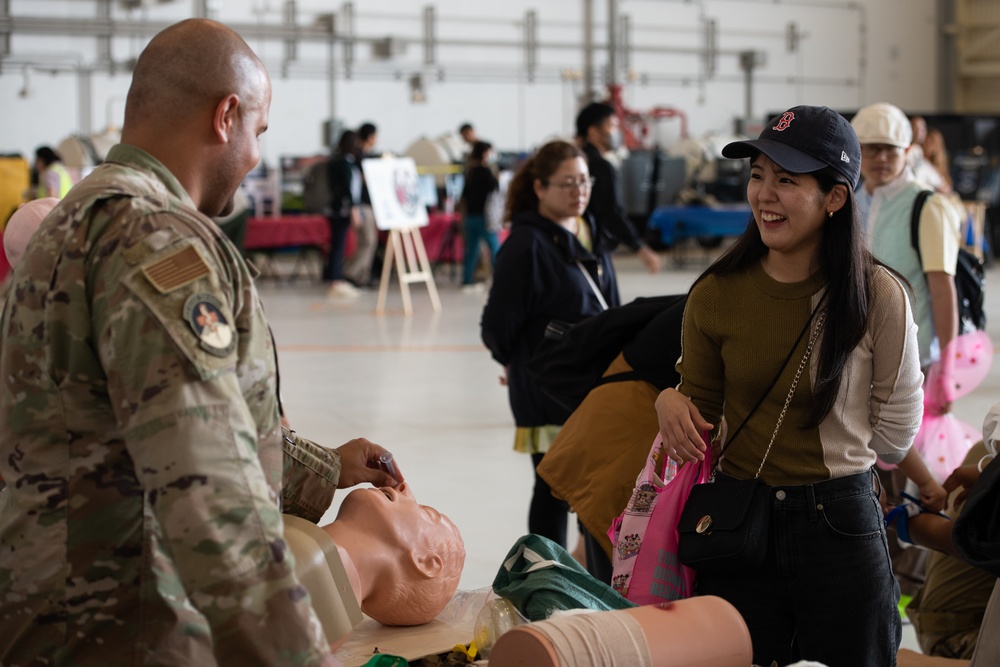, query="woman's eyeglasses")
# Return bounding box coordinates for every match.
[548,177,596,192]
